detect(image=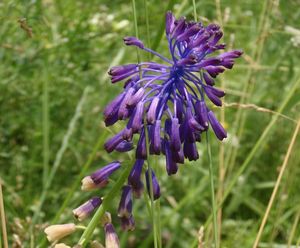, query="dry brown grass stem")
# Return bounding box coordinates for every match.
[252,120,300,248]
[223,102,297,123]
[0,183,8,248]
